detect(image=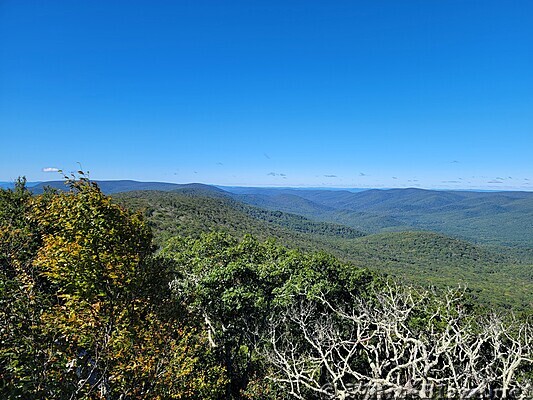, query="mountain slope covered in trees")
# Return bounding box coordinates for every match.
[19,178,533,308]
[114,190,365,247]
[227,187,533,247]
[115,190,533,310]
